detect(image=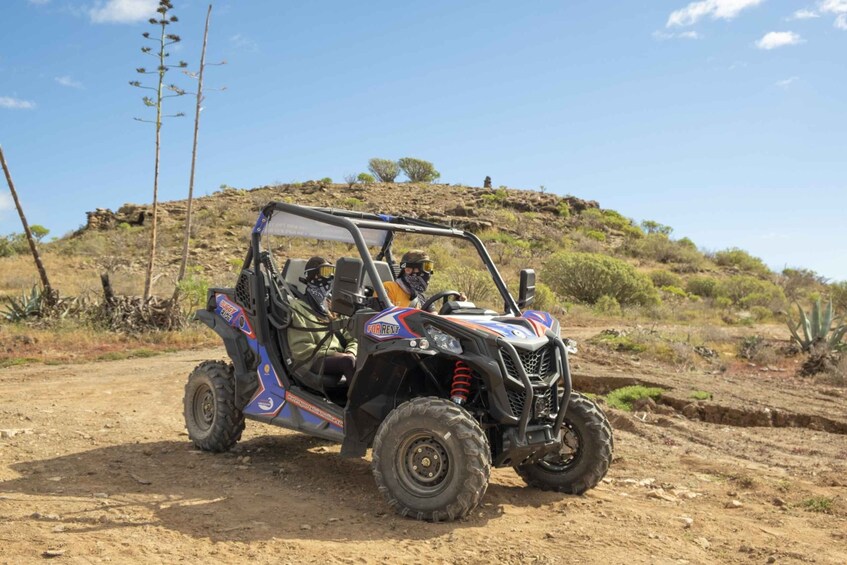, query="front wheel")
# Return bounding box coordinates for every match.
[372,397,491,522]
[184,360,245,452]
[514,392,613,494]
